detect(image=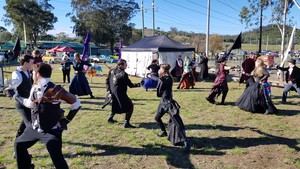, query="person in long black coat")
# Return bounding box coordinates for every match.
[106,59,140,128]
[69,53,95,98]
[199,53,209,81]
[155,64,191,150]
